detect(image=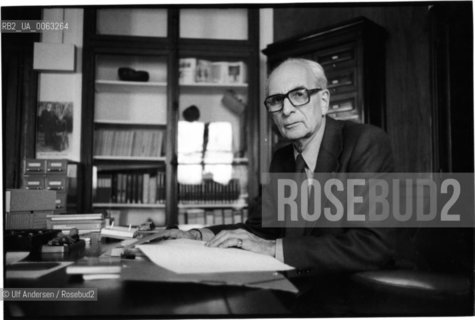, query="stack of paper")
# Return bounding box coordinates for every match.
[137,239,293,274]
